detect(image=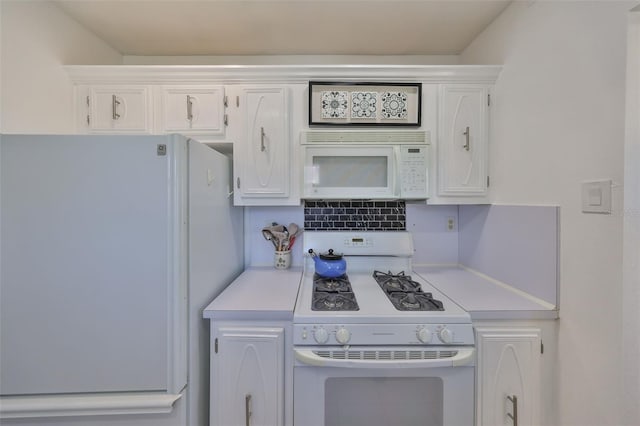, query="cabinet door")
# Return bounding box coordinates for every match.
[235,87,289,204]
[88,86,152,133]
[438,85,489,197]
[161,85,226,135]
[212,326,285,426]
[476,328,542,426]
